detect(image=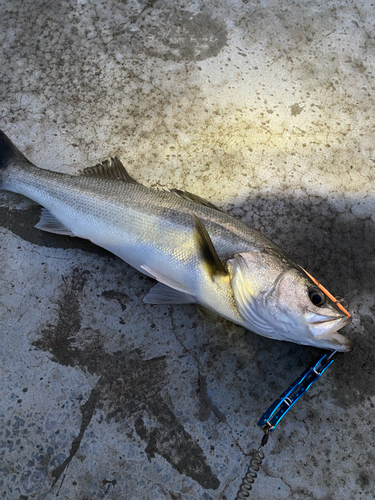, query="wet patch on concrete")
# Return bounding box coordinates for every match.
[331,315,375,409]
[51,386,101,487]
[101,289,131,312]
[0,205,110,255]
[135,396,220,490]
[32,267,219,490]
[196,370,226,424]
[1,0,226,169]
[133,8,228,62]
